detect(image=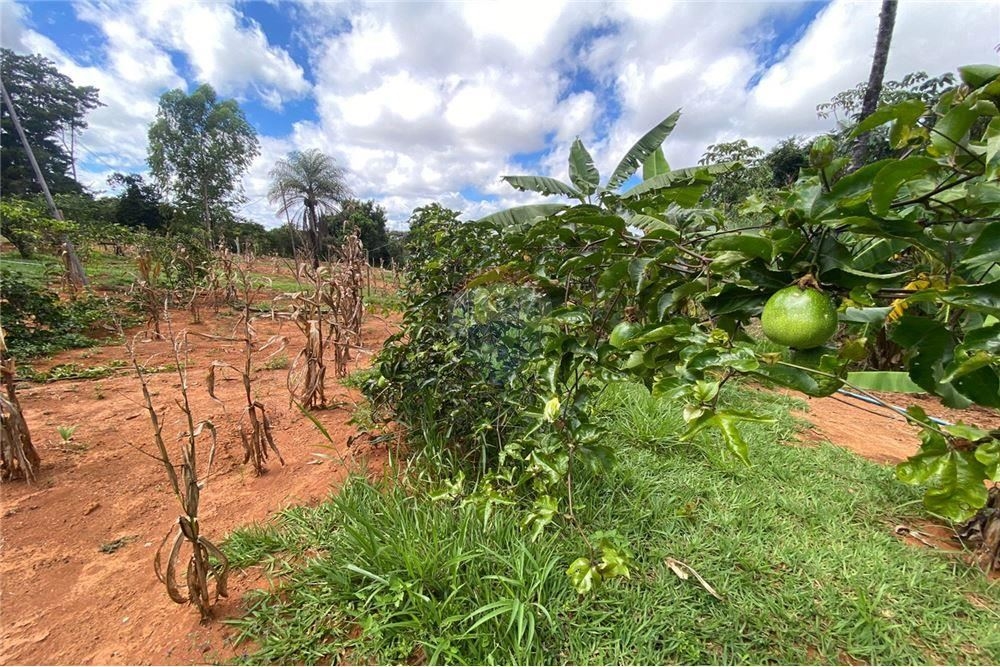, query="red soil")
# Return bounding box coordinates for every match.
[2,304,997,665]
[1,307,398,665]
